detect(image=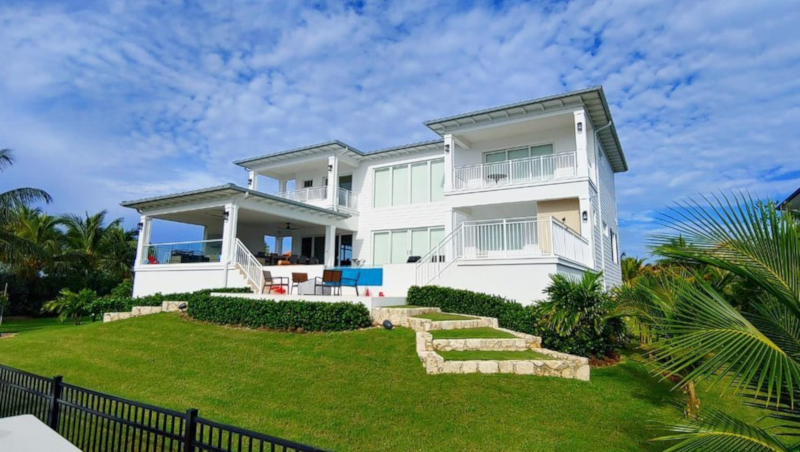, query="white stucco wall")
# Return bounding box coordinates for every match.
[132,265,249,297]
